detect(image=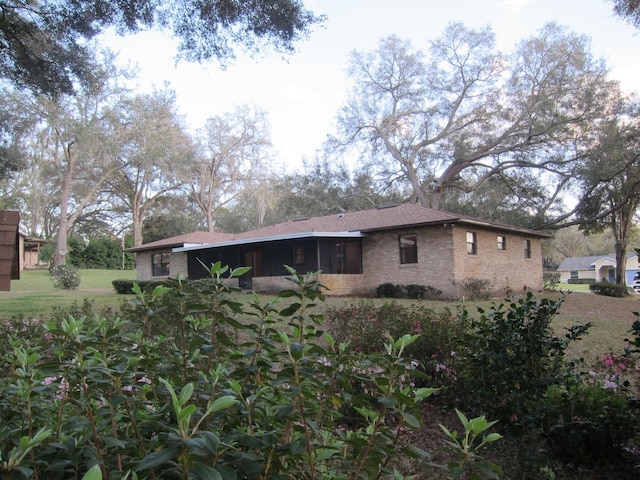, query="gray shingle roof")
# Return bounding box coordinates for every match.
[126,231,235,253]
[130,204,549,254]
[557,253,637,271]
